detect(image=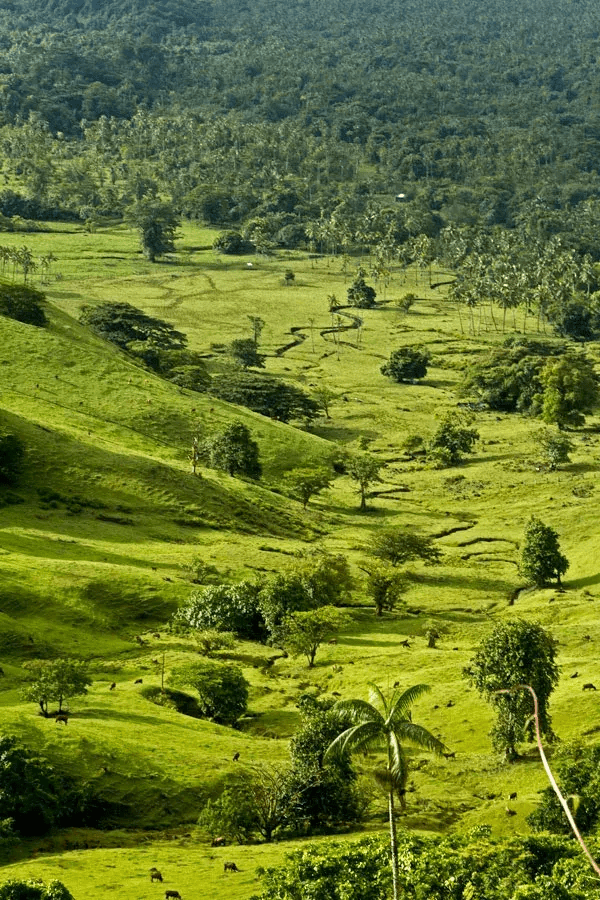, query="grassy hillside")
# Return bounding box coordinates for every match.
[1,221,600,897]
